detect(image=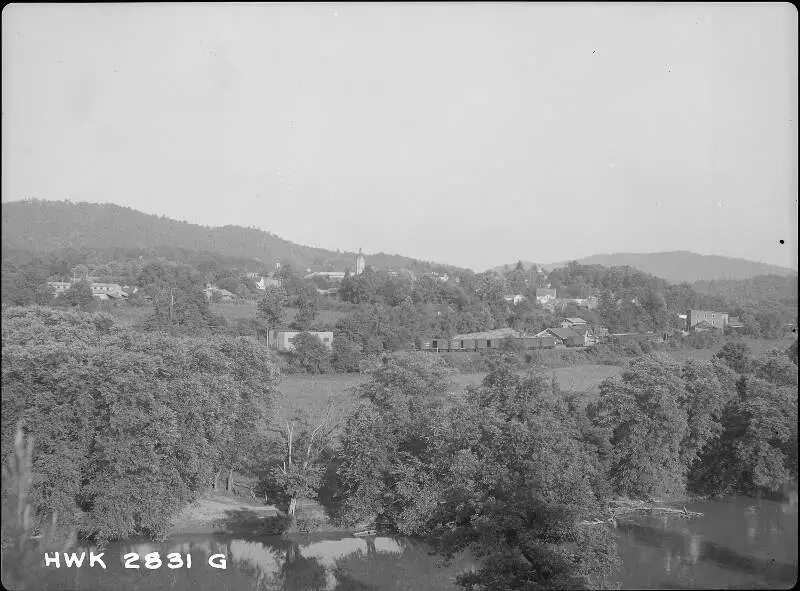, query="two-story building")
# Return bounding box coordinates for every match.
[535,288,557,305]
[687,310,728,332]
